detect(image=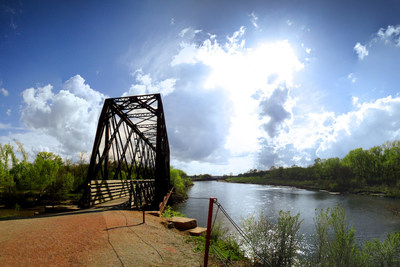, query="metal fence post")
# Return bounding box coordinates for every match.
[204,197,216,267]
